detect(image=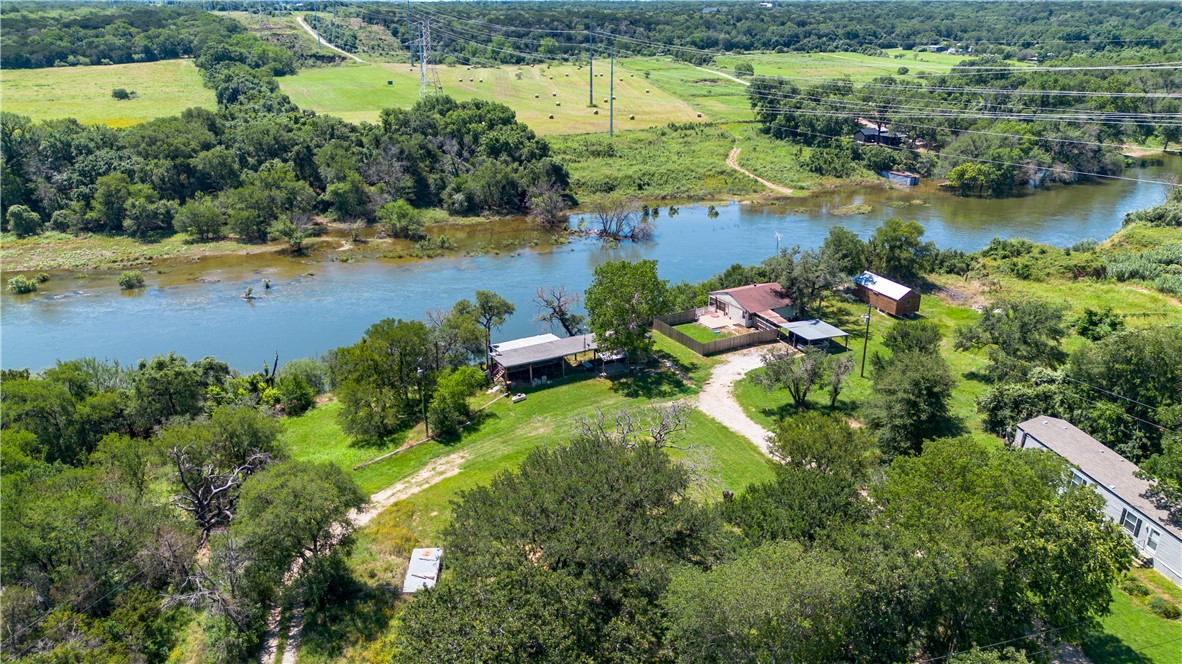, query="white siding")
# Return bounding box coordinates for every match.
[1022,431,1182,587]
[712,293,749,325]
